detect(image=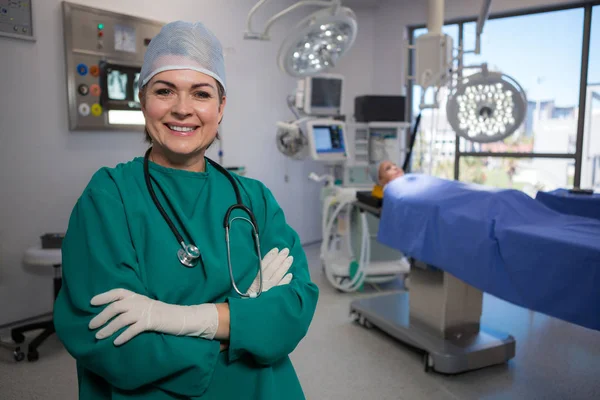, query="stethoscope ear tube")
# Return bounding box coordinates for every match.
[225,218,263,298]
[145,148,202,268]
[223,204,259,233]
